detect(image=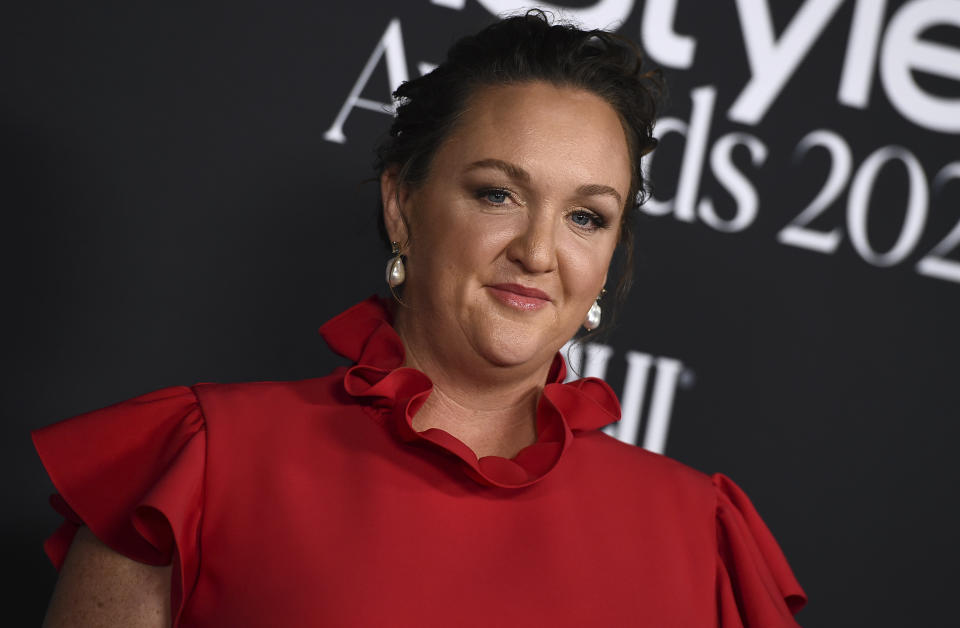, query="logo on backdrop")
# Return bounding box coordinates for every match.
[641,0,960,288]
[324,0,960,287]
